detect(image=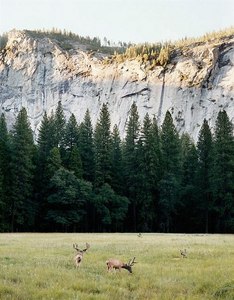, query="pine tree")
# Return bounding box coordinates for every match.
[137,113,162,231]
[54,101,66,147]
[9,108,35,231]
[94,103,112,187]
[197,119,214,233]
[123,102,140,231]
[110,124,123,194]
[46,147,62,178]
[79,109,95,182]
[62,113,80,169]
[67,145,83,179]
[0,113,10,231]
[212,110,234,232]
[178,133,199,232]
[35,111,57,230]
[159,111,181,232]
